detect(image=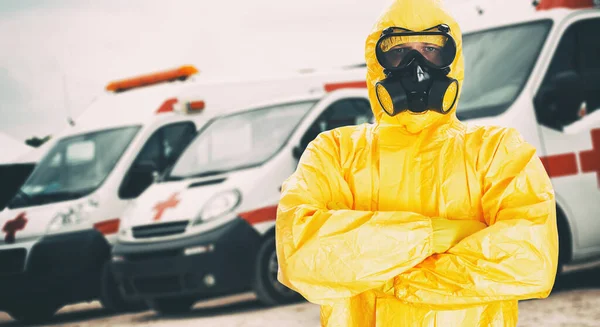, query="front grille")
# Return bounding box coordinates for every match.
[125,249,182,262]
[133,275,181,294]
[132,221,189,239]
[0,248,26,275]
